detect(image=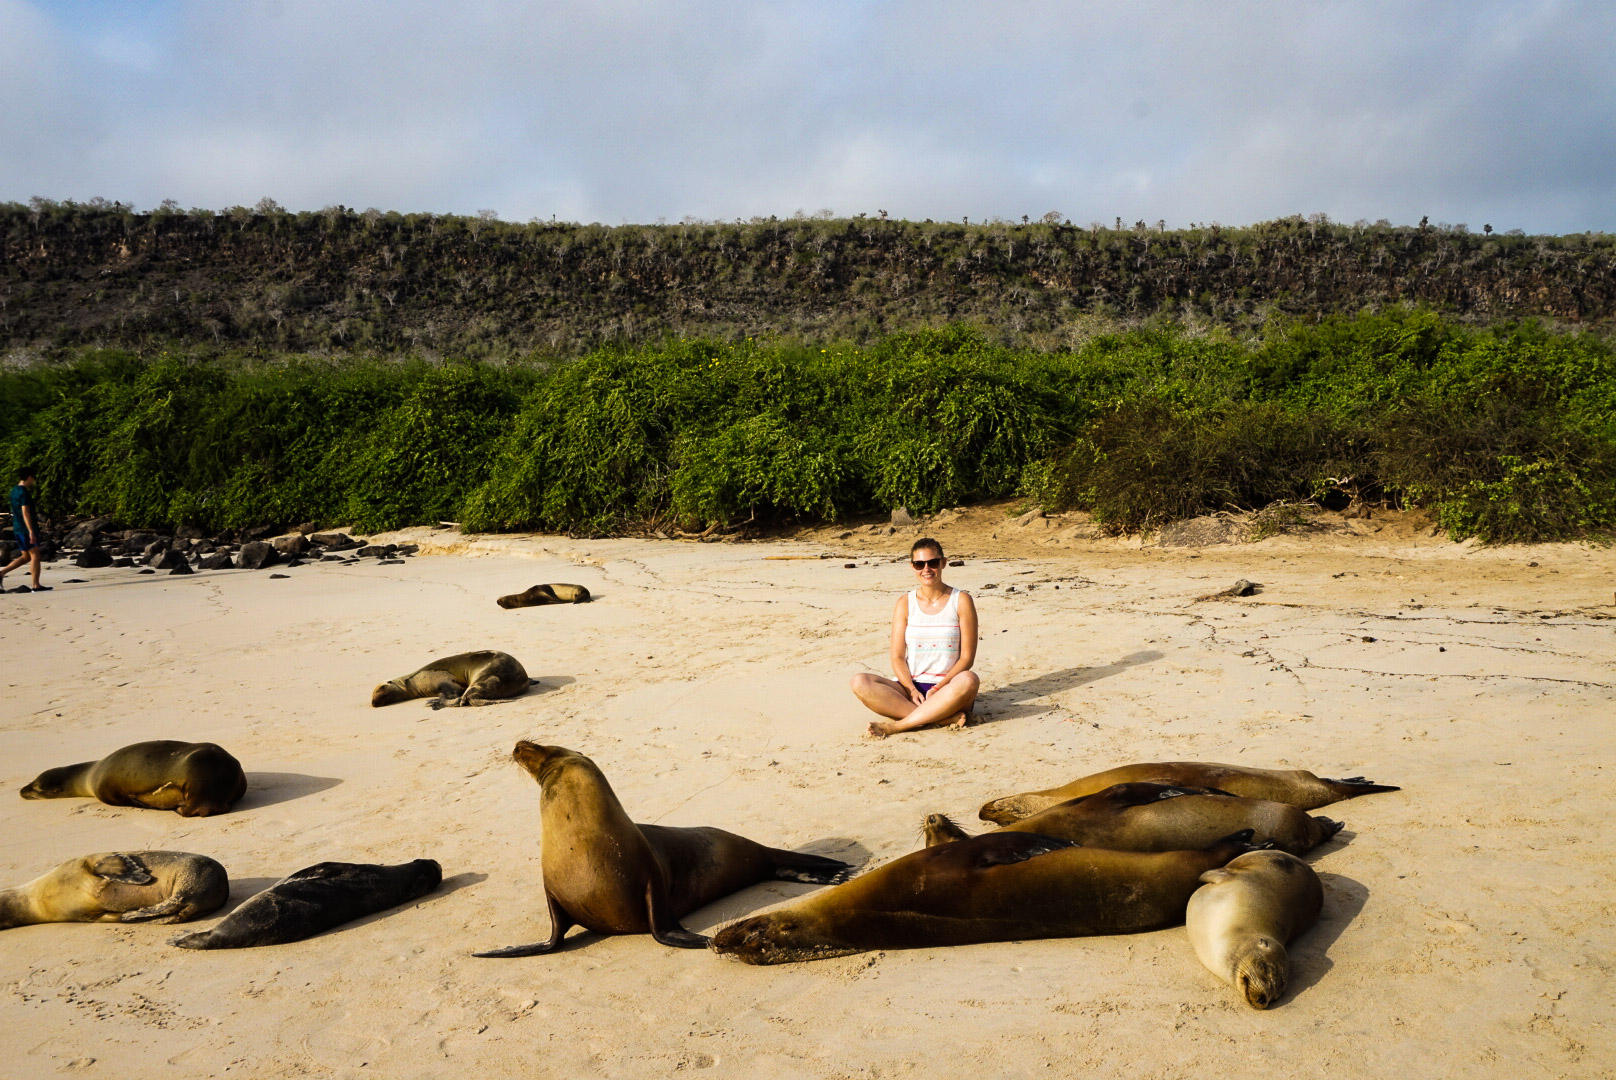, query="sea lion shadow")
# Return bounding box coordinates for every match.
[977,651,1166,723]
[236,772,344,810]
[526,676,576,695]
[218,877,281,914]
[1285,870,1369,1001]
[689,836,873,931]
